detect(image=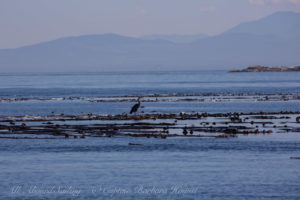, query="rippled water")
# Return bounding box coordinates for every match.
[1,135,300,200]
[0,71,300,116]
[0,71,300,199]
[0,71,300,98]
